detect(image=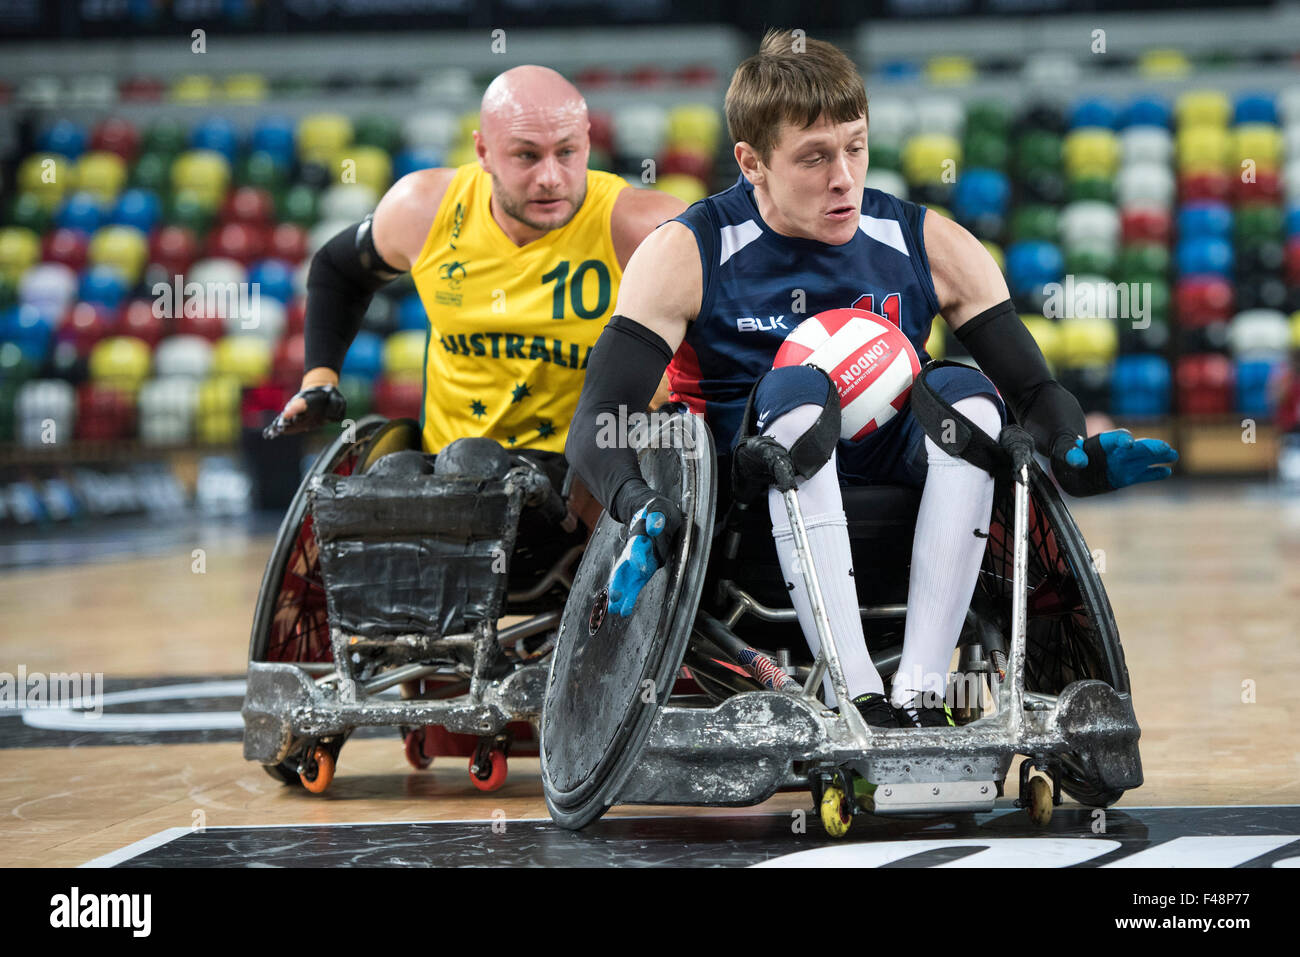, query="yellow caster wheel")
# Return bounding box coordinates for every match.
[820,783,853,838]
[1027,775,1053,827]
